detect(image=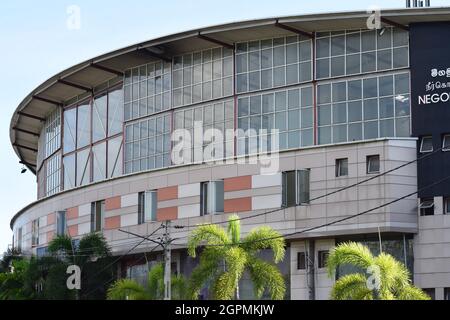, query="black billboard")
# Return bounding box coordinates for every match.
[410,22,450,197]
